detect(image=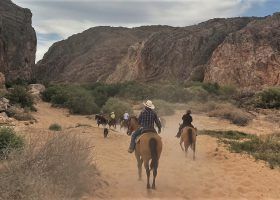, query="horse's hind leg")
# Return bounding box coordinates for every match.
[135,154,143,180]
[192,140,196,161]
[152,165,157,189]
[185,144,189,158]
[144,162,150,189]
[180,139,184,151]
